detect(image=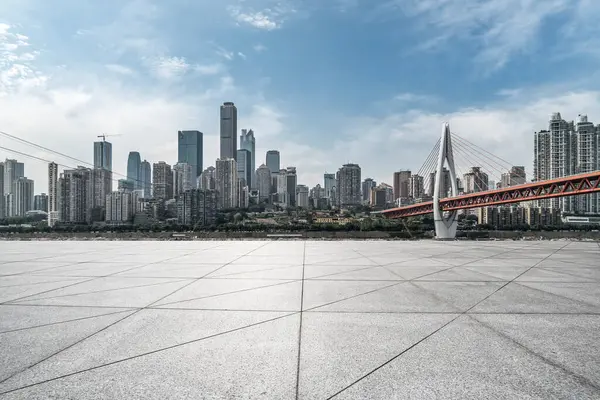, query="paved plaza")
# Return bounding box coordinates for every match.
[0,239,599,399]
